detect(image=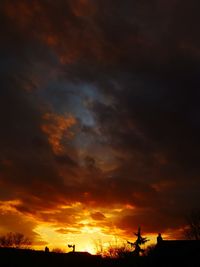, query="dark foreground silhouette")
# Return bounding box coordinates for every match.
[0,240,200,267]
